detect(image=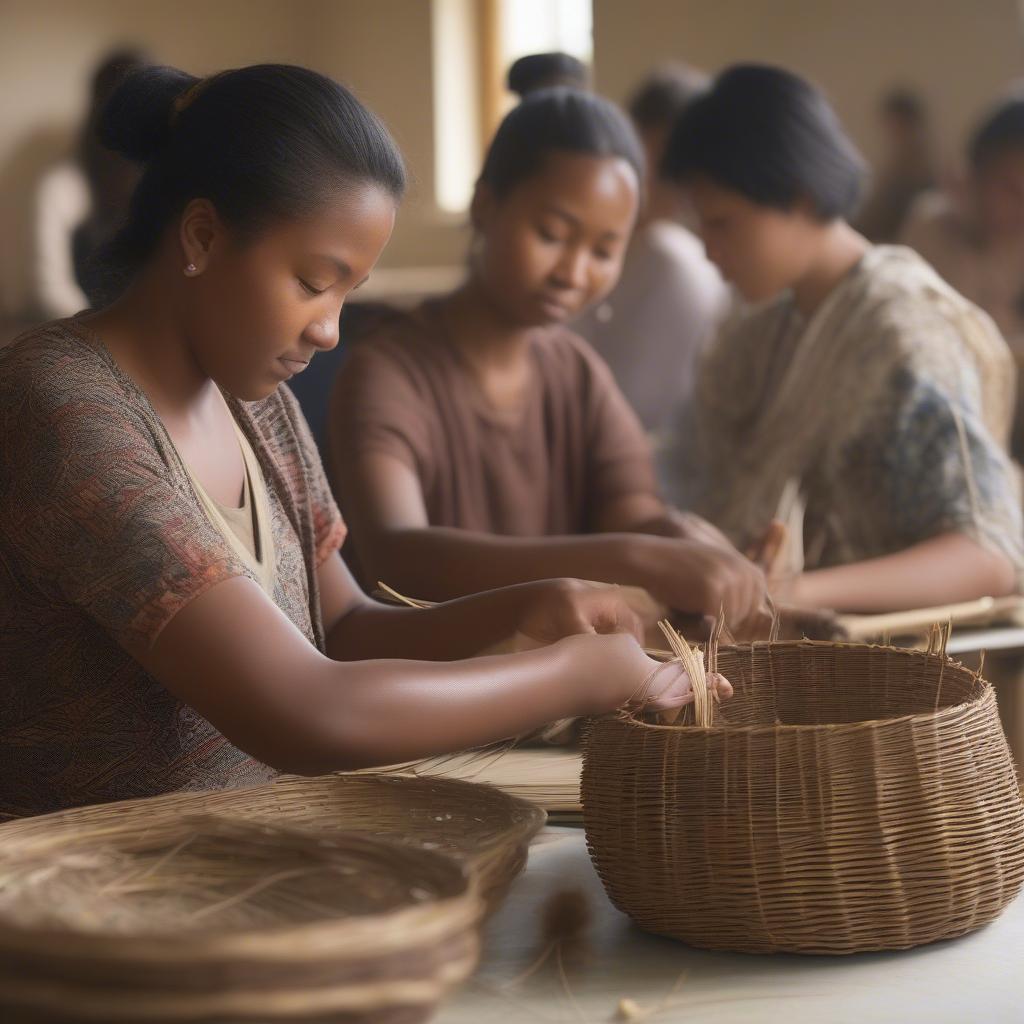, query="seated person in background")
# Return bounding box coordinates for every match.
[328,89,768,638]
[857,87,937,243]
[575,63,729,442]
[902,90,1024,458]
[660,64,1023,614]
[33,48,149,317]
[507,52,588,100]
